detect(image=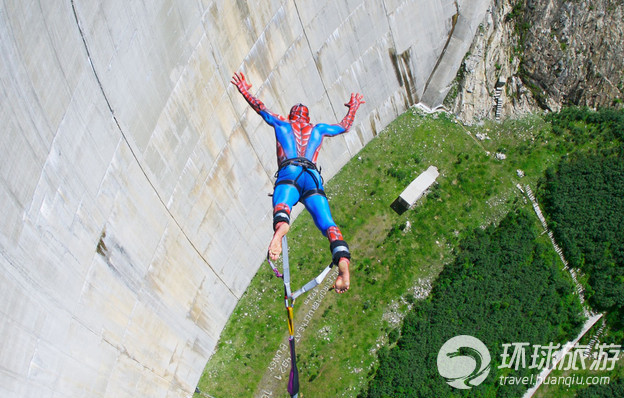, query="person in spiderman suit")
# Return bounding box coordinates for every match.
[231,72,364,293]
